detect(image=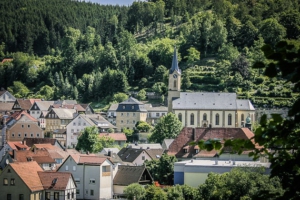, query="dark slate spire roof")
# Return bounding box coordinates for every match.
[169,47,181,74]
